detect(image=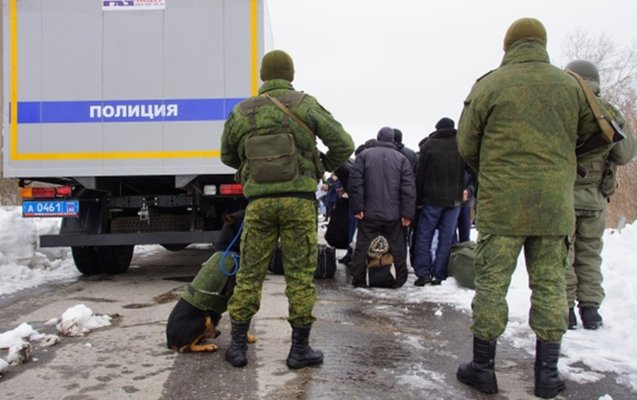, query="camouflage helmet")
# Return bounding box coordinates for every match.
[565,60,600,85]
[260,50,295,82]
[503,17,547,51]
